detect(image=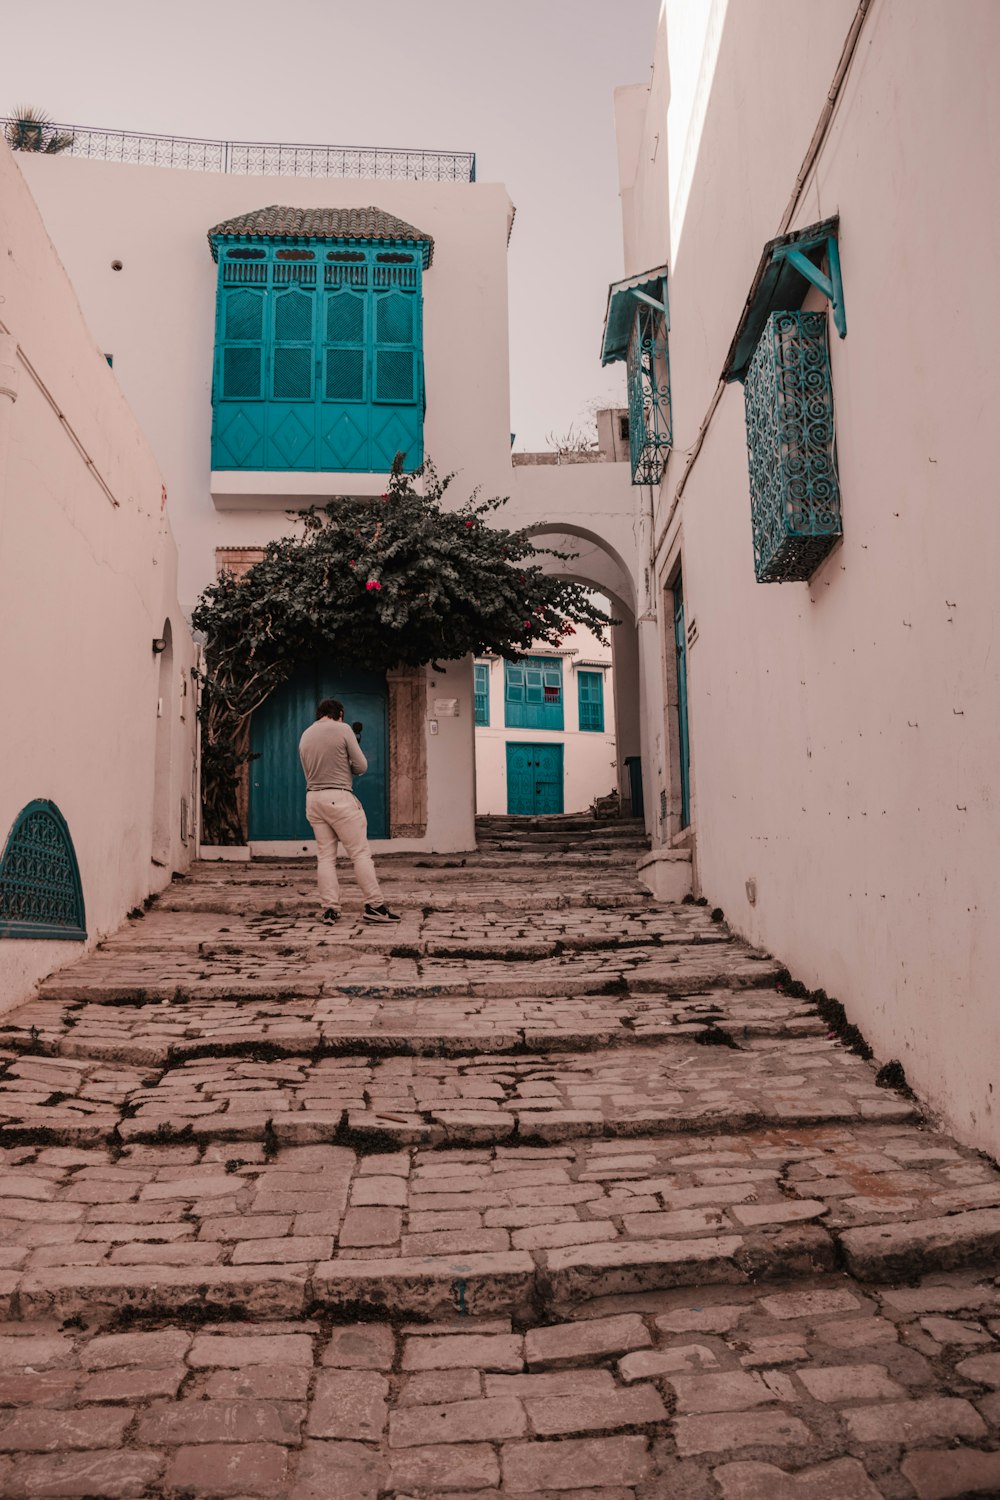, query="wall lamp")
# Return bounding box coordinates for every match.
[152,637,167,655]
